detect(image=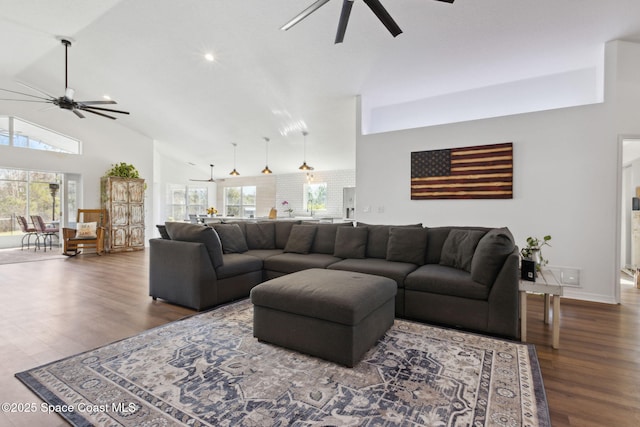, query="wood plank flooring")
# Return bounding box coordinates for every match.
[0,251,639,426]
